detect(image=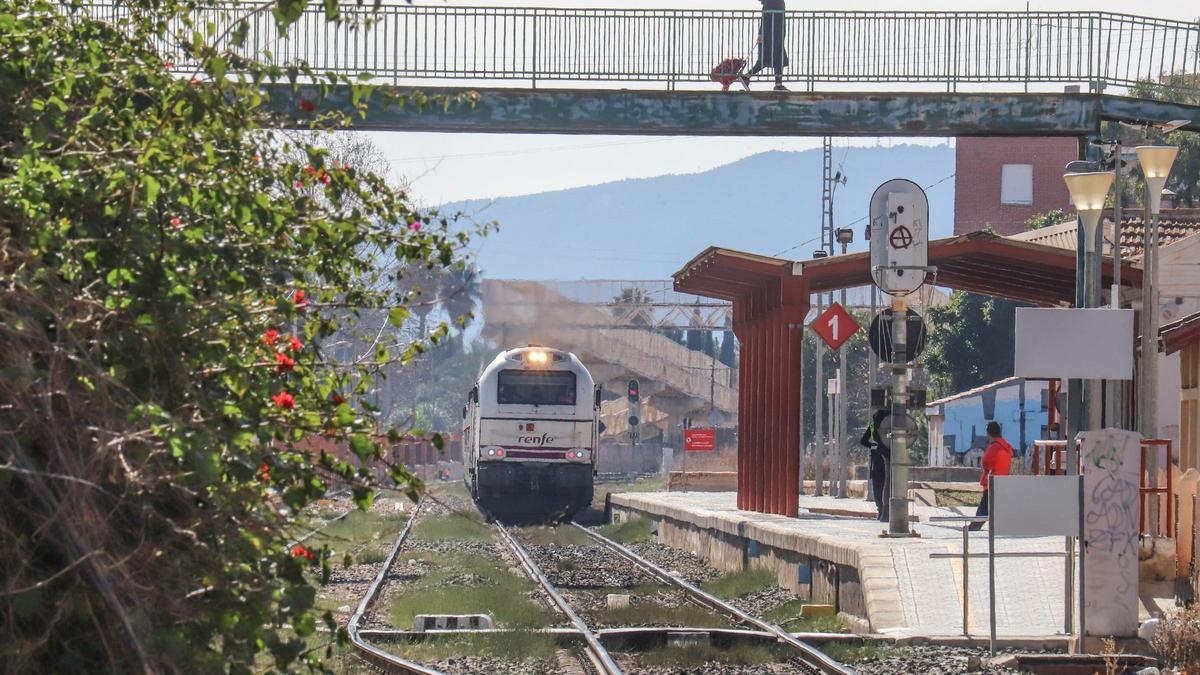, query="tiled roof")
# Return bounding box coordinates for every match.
[1006,208,1200,260]
[1117,209,1200,258]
